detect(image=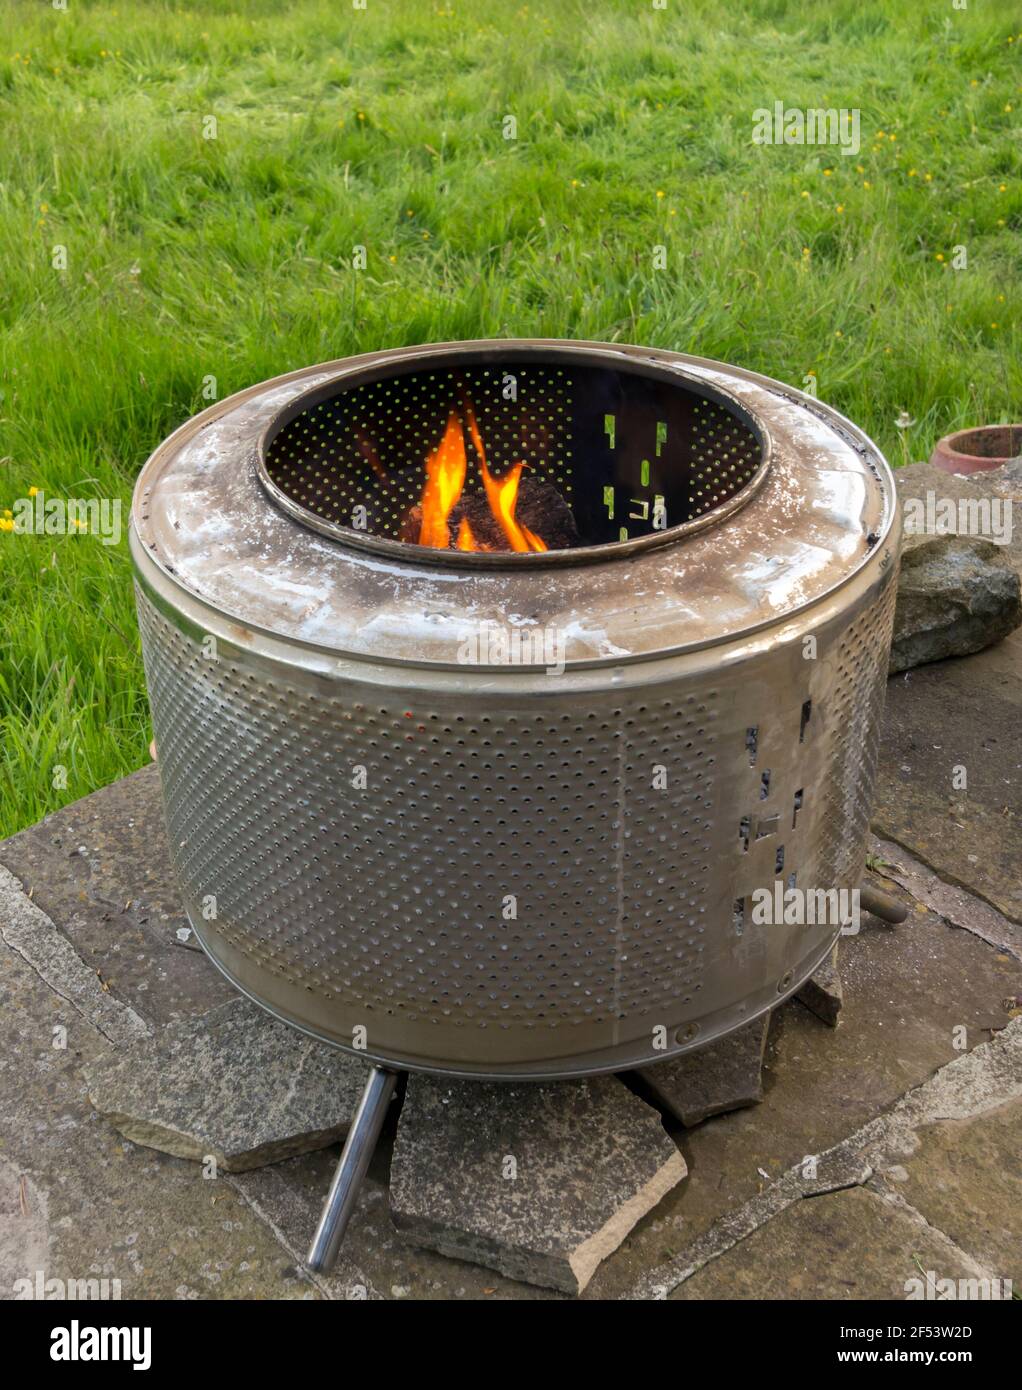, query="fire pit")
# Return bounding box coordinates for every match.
[130,339,900,1269]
